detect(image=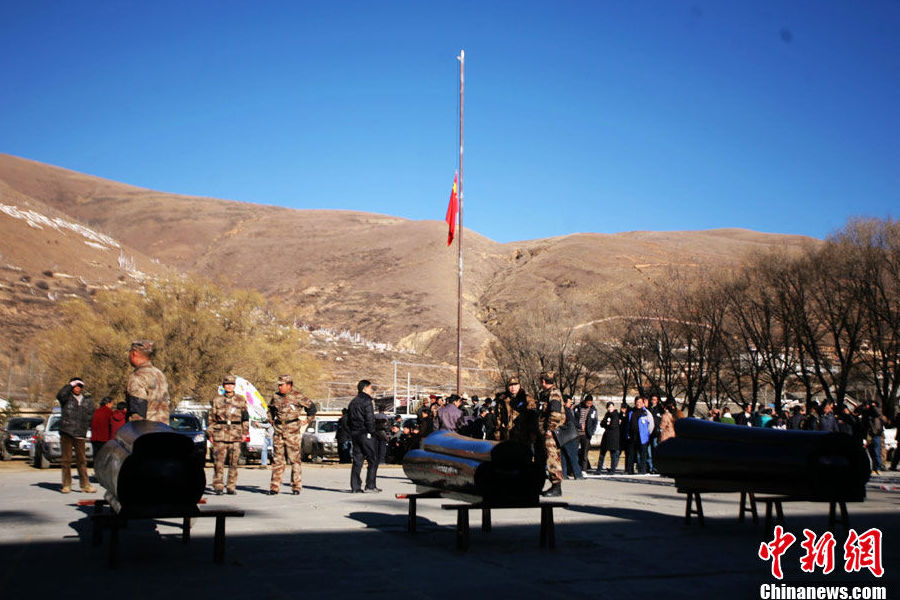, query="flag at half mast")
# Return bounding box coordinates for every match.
[446,171,459,246]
